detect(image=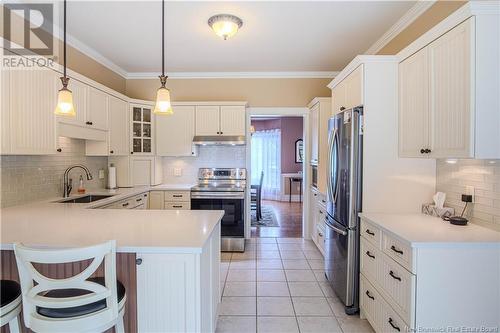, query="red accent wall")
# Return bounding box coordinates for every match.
[251,117,303,173]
